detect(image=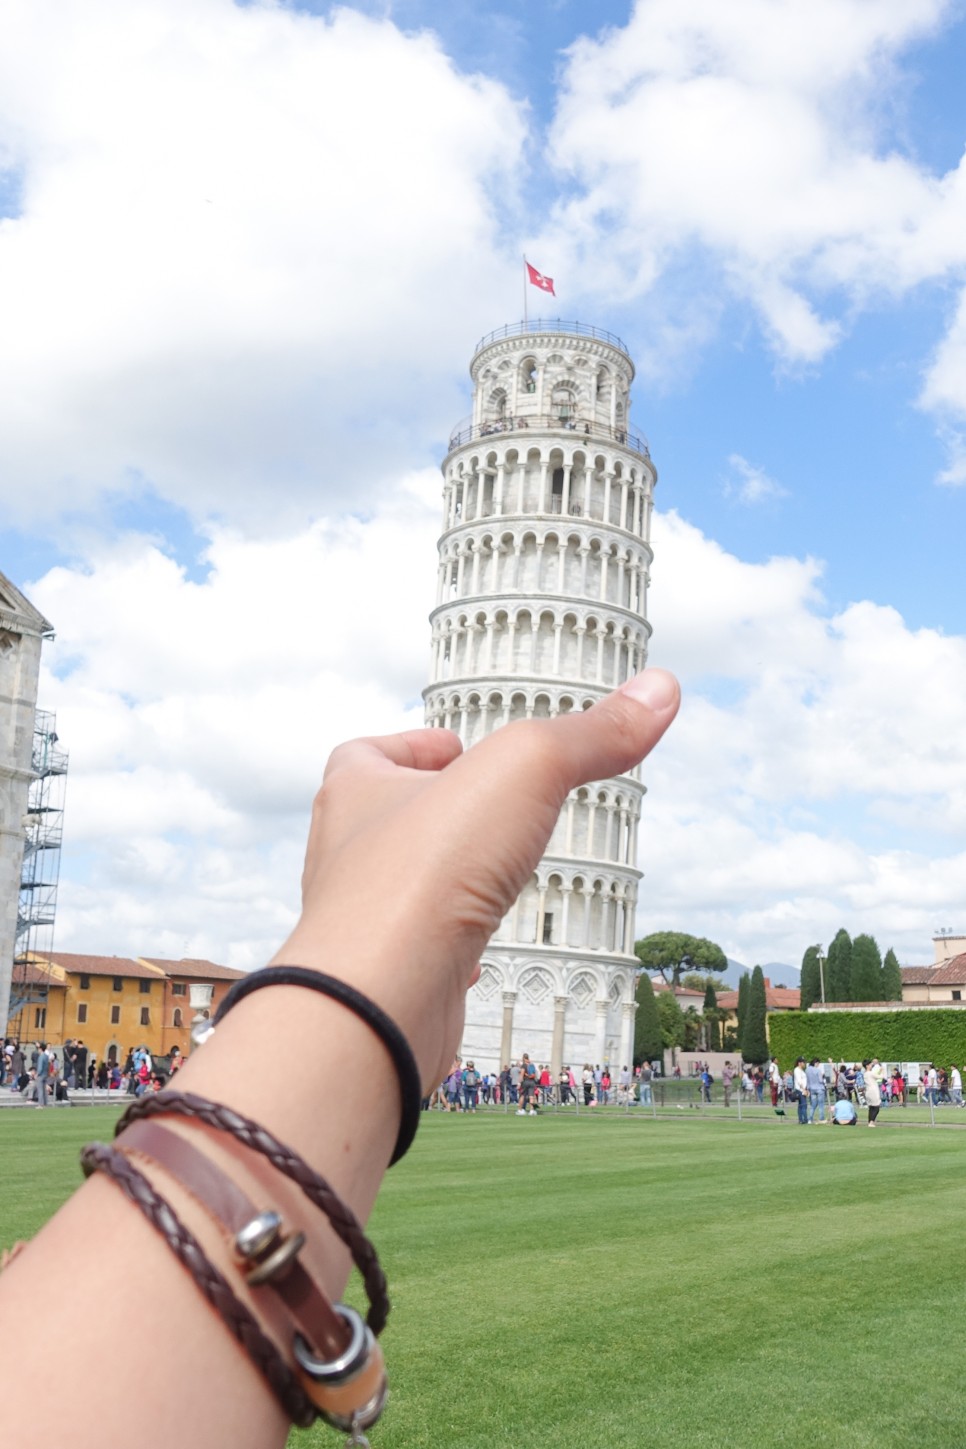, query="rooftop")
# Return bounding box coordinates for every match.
[139,956,246,983]
[901,953,966,986]
[31,951,164,981]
